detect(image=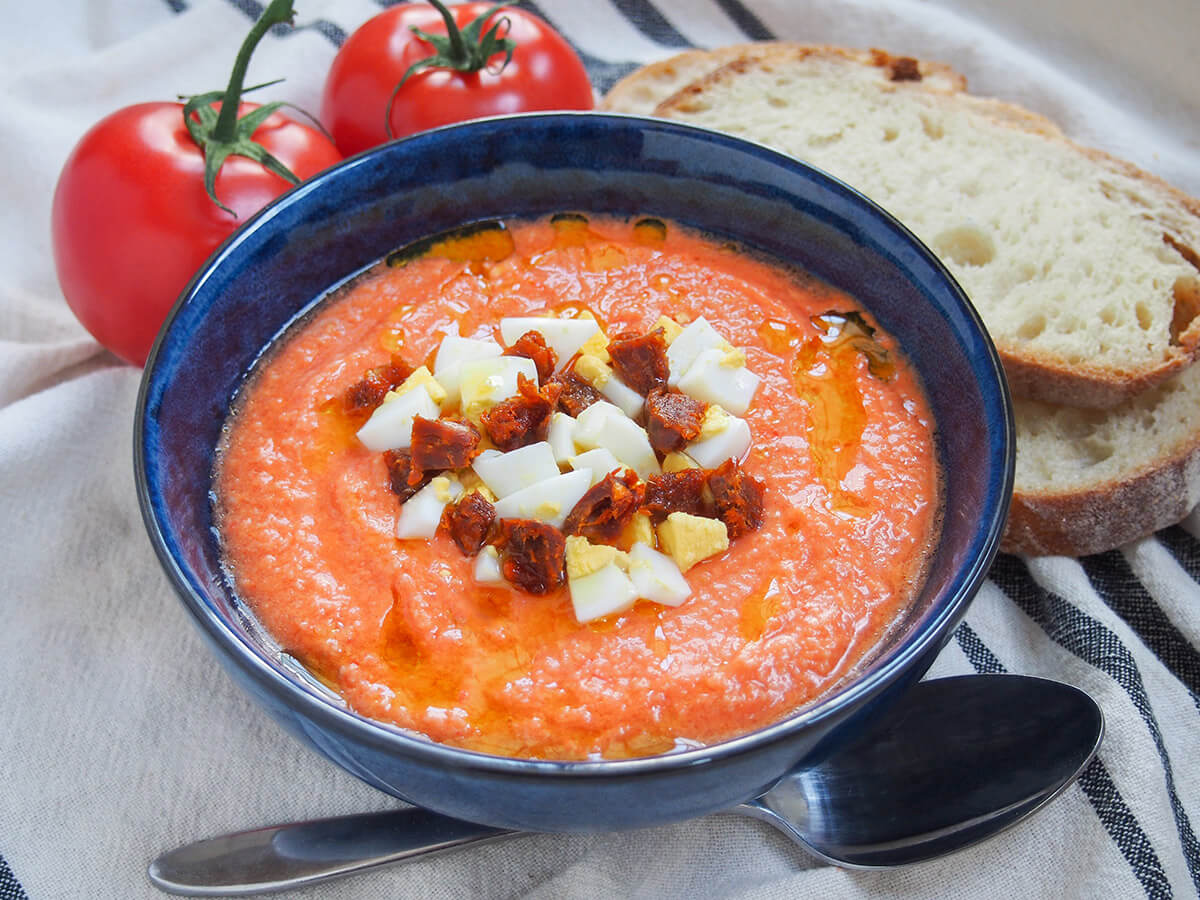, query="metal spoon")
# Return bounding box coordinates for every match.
[149,674,1102,896]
